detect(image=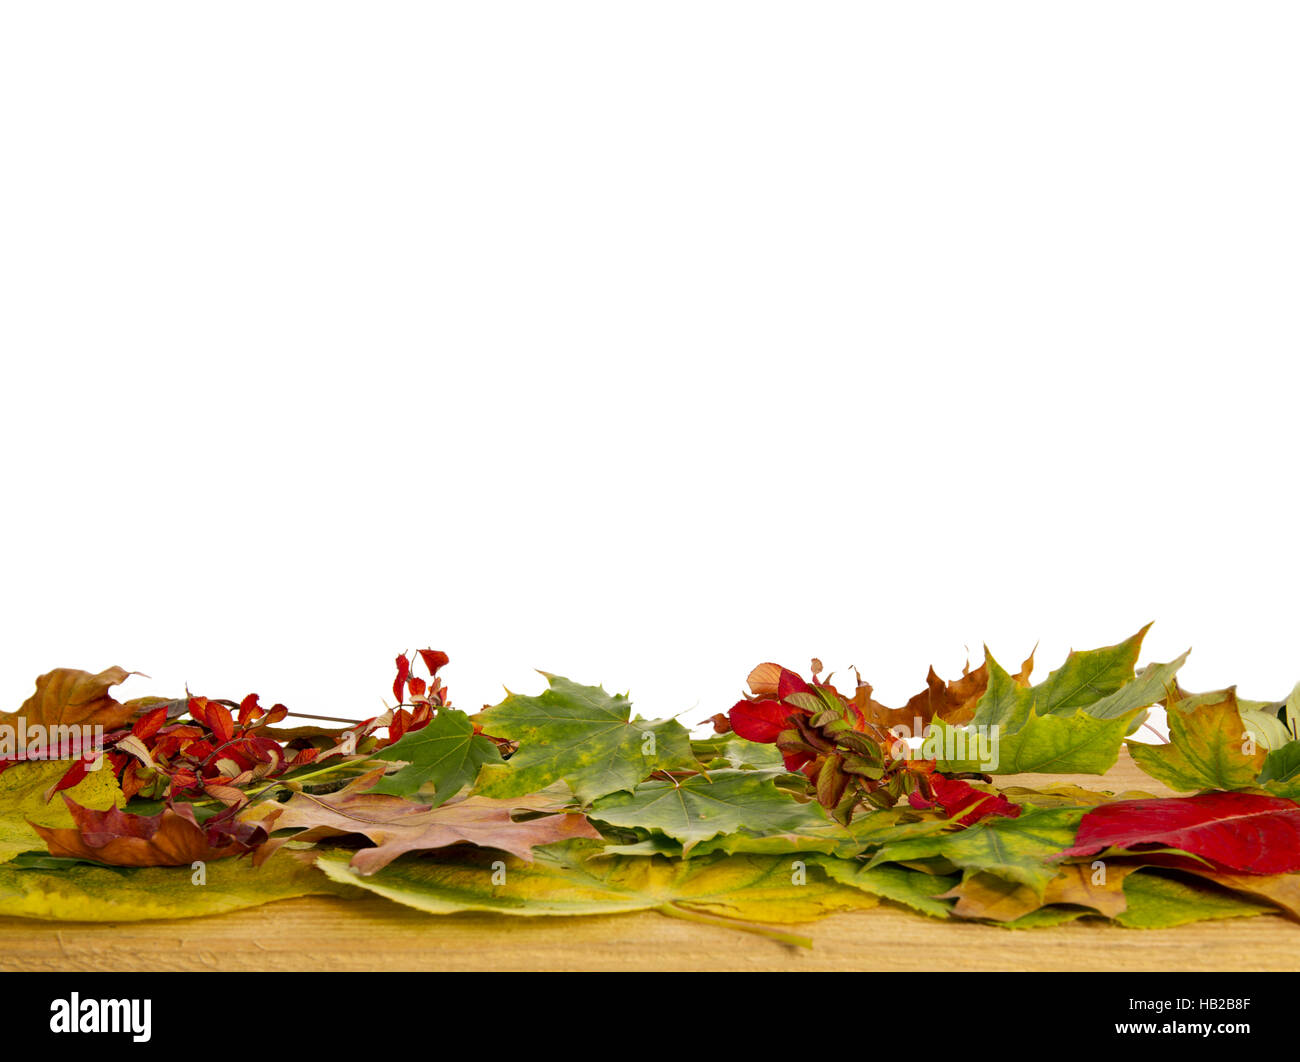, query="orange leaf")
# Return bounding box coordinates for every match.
[7,667,137,731]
